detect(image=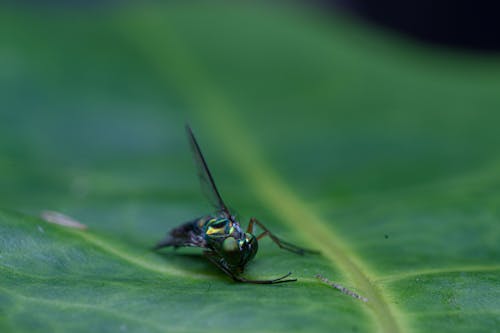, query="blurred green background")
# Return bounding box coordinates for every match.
[1,2,499,333]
